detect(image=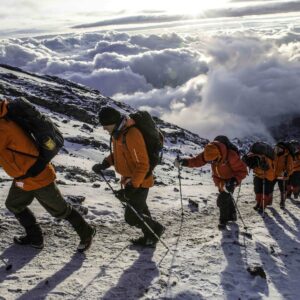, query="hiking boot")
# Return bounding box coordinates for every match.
[253,204,260,211]
[14,235,44,249]
[65,207,95,252]
[280,195,285,209]
[153,224,165,241]
[287,191,292,199]
[294,193,299,200]
[131,236,146,245]
[77,227,96,253]
[130,236,156,247]
[228,213,237,222]
[218,223,227,230]
[14,209,44,249]
[130,236,155,247]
